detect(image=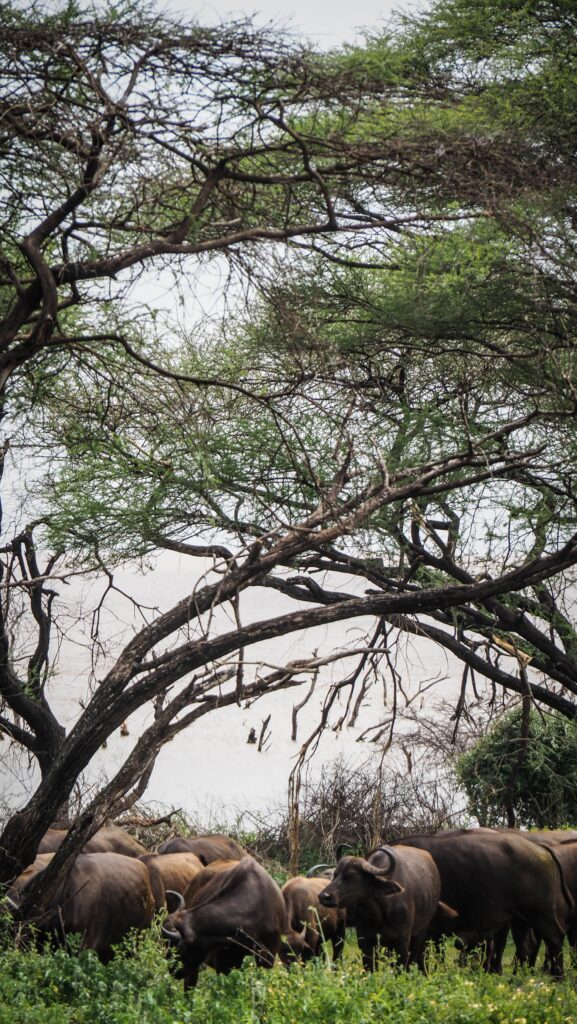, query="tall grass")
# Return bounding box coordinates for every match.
[0,928,576,1024]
